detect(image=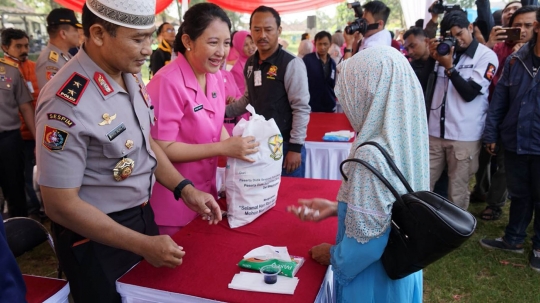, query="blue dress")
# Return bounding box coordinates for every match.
[330,202,422,303]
